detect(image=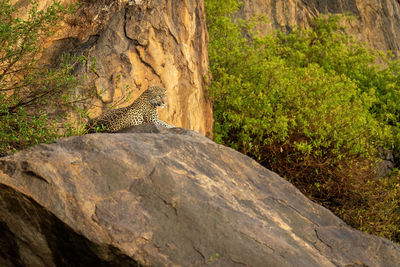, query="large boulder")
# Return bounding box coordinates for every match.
[0,128,399,266]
